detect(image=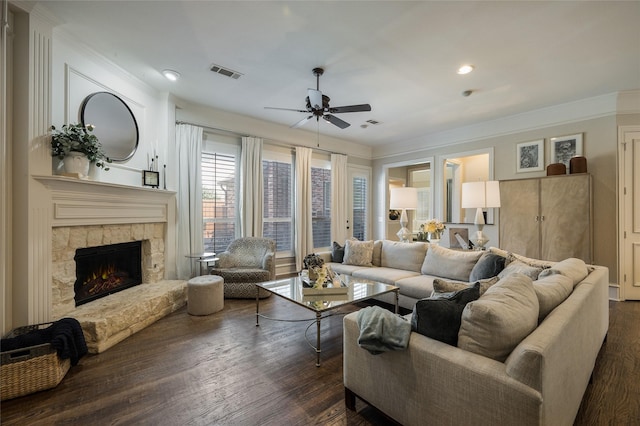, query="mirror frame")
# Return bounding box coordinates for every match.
[80,91,139,162]
[437,147,495,225]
